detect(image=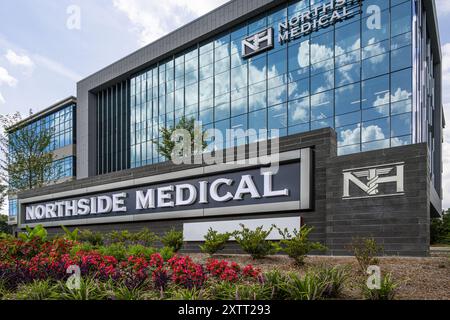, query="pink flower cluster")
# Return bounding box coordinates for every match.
[206,259,261,282]
[0,238,262,290]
